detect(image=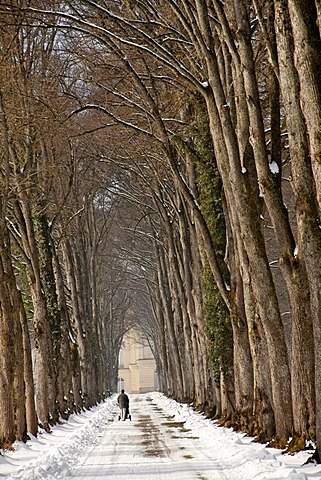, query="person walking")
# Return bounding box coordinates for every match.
[117,389,129,421]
